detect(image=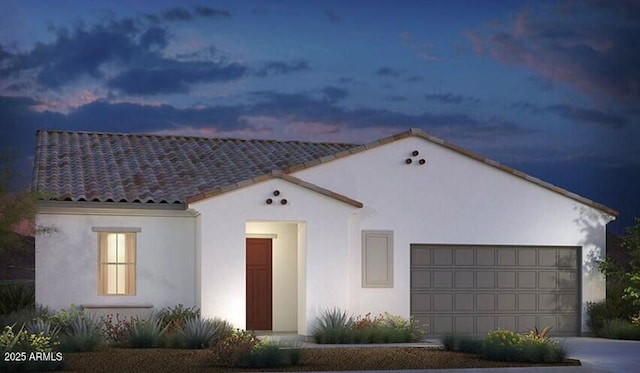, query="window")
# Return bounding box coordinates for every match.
[362,230,394,288]
[97,232,136,295]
